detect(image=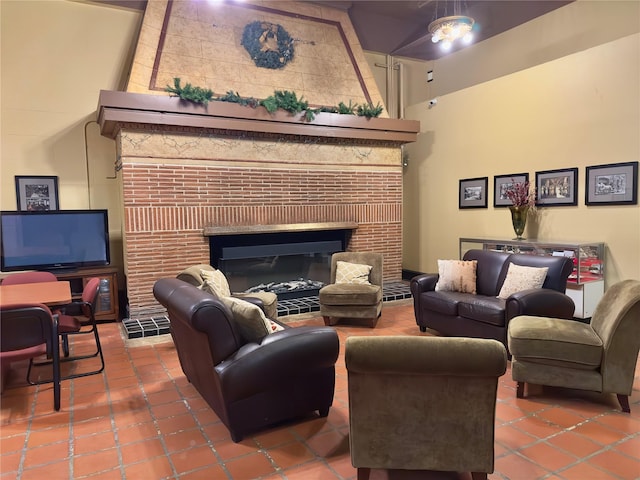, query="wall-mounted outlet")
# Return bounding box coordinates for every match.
[427,70,434,82]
